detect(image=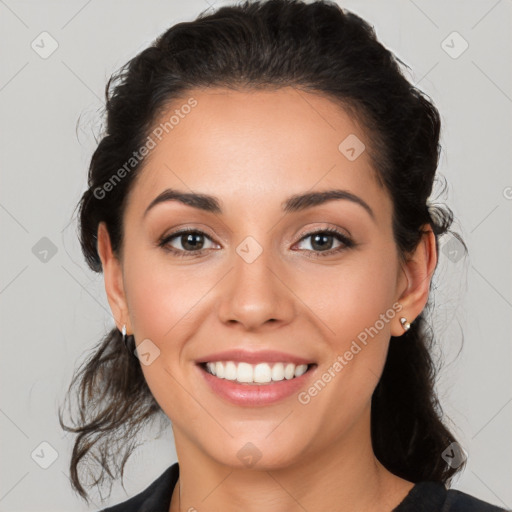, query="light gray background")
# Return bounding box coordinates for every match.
[1,0,511,510]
